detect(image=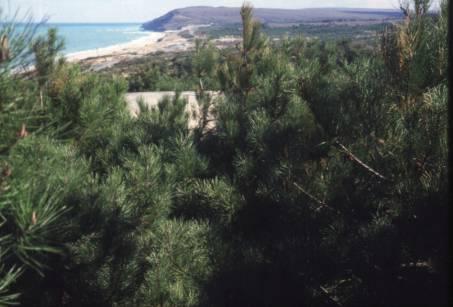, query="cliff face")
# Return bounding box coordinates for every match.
[142,6,403,31]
